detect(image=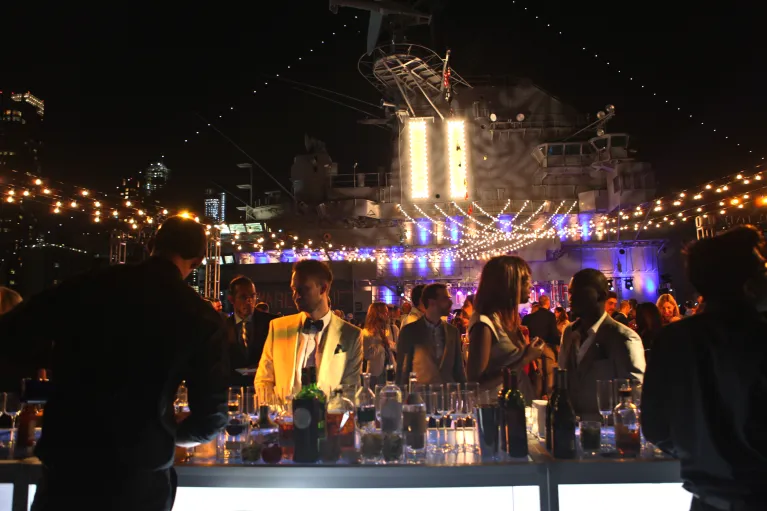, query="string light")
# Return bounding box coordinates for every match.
[512,0,765,164]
